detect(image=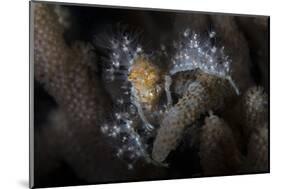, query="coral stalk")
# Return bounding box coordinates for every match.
[34,3,108,127]
[199,113,242,175]
[152,71,233,163]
